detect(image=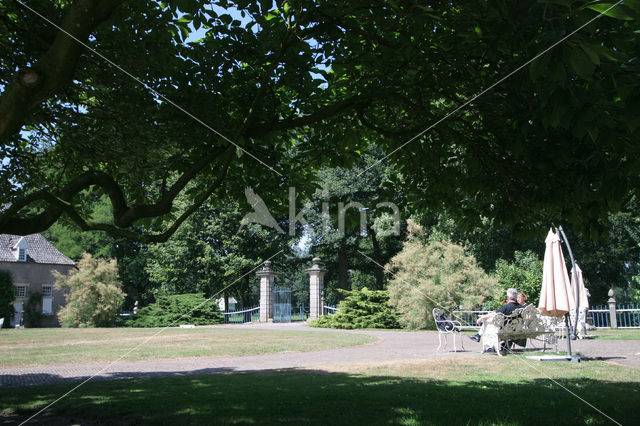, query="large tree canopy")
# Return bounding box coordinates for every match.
[1,0,639,241]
